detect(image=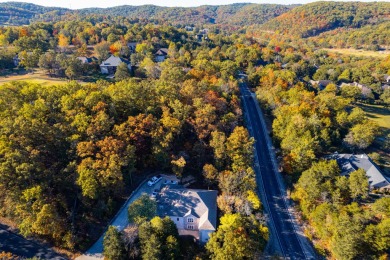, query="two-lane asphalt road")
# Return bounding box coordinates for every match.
[240,84,316,259]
